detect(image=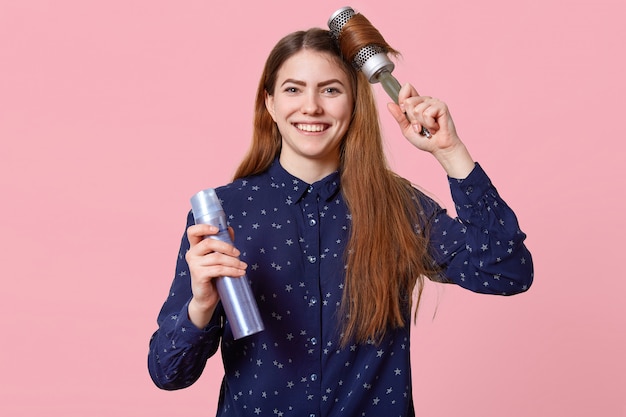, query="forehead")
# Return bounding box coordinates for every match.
[276,49,350,83]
